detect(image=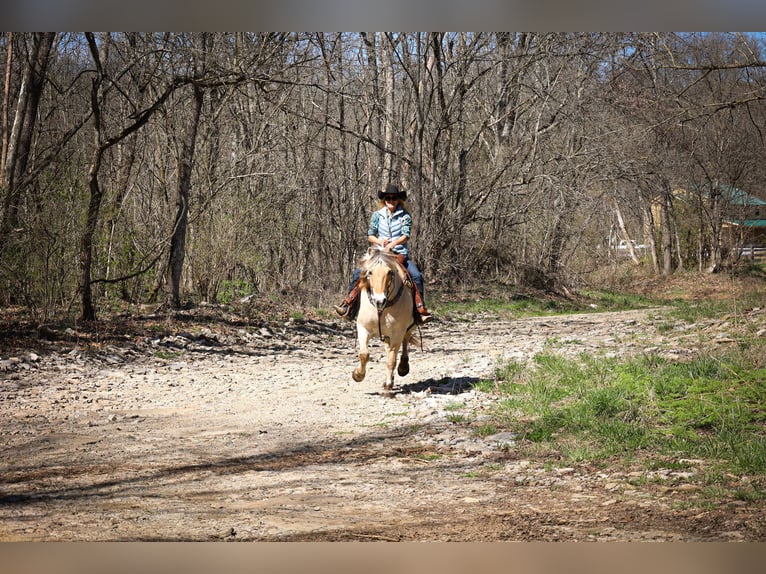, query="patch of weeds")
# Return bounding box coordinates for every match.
[471,378,497,393]
[366,422,389,429]
[447,413,468,424]
[697,485,732,506]
[413,453,441,462]
[472,360,525,394]
[647,458,697,472]
[444,401,466,411]
[482,346,766,480]
[667,294,763,325]
[218,279,254,305]
[581,289,655,311]
[434,286,653,320]
[626,474,650,487]
[671,498,709,512]
[473,423,498,437]
[560,441,599,464]
[656,321,677,334]
[402,424,423,435]
[543,336,562,348]
[733,486,766,502]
